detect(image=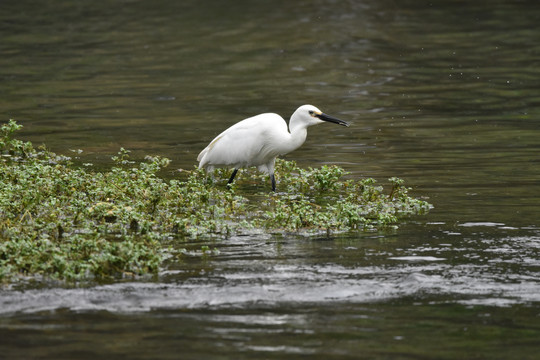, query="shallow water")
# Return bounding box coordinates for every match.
[1,0,540,358]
